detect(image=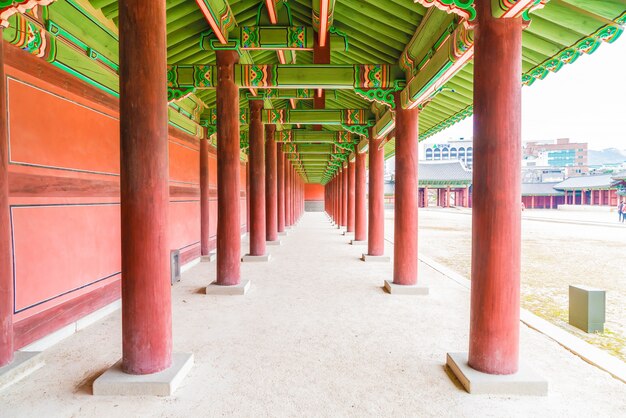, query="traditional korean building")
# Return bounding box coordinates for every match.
[521,182,564,209]
[0,0,625,406]
[418,161,472,208]
[554,174,618,206]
